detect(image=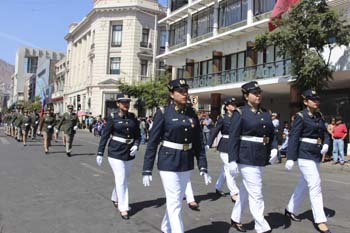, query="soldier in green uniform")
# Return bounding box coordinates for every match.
[14,106,24,142]
[39,107,55,154]
[31,108,40,139]
[10,109,18,138]
[21,109,32,146]
[56,104,79,157]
